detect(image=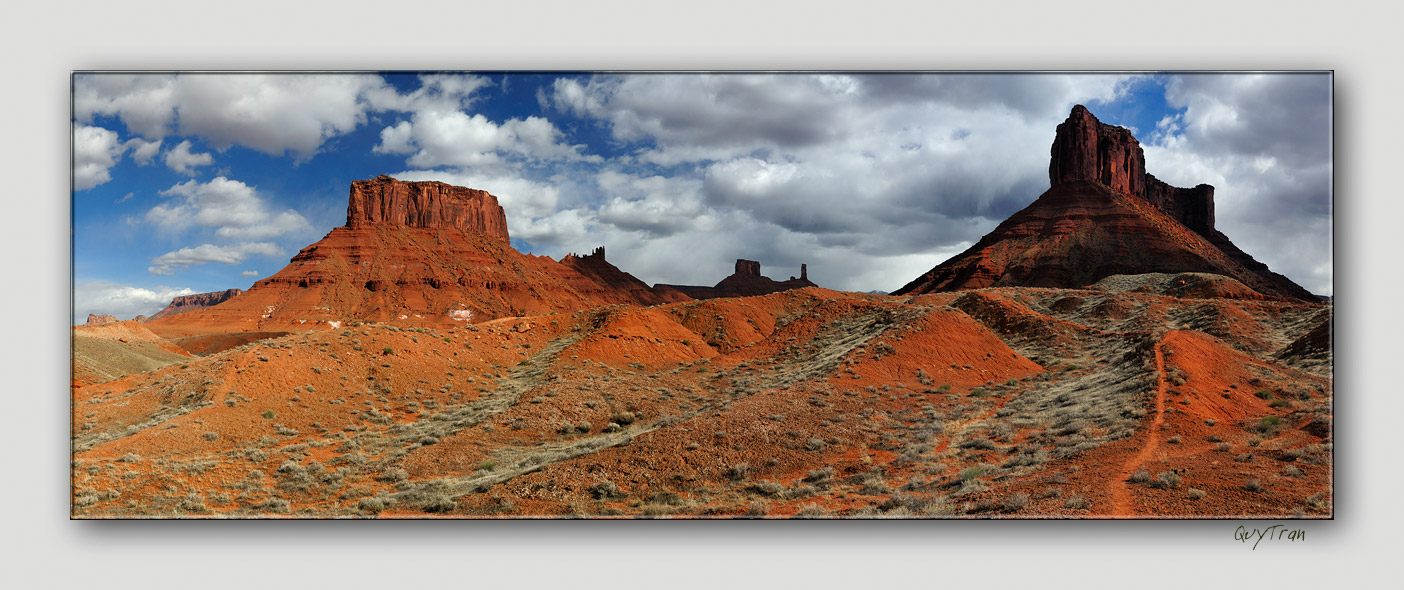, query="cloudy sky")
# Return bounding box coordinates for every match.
[71,72,1332,323]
